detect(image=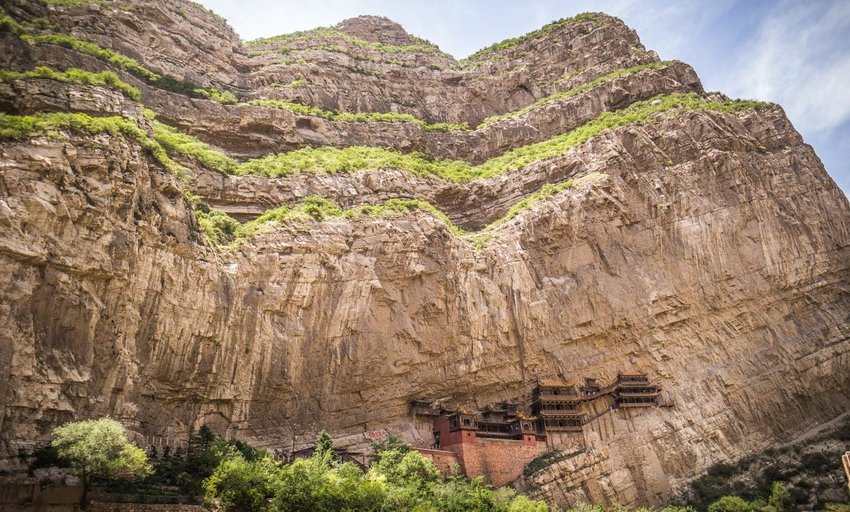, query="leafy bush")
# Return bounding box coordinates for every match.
[704,482,790,512]
[707,496,758,512]
[203,456,279,512]
[196,207,241,246]
[200,431,549,512]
